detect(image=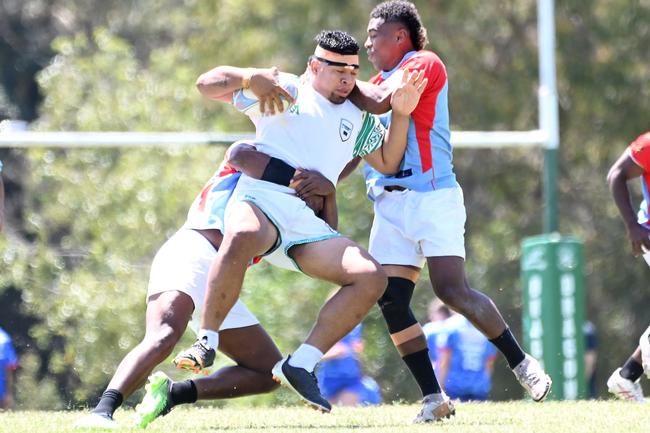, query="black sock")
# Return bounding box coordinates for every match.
[91,389,123,417]
[489,328,526,369]
[620,357,644,382]
[402,349,441,396]
[170,380,198,406]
